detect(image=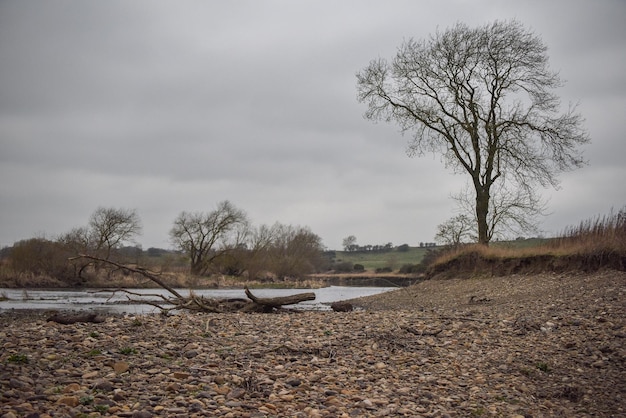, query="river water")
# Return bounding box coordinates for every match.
[0,286,397,314]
